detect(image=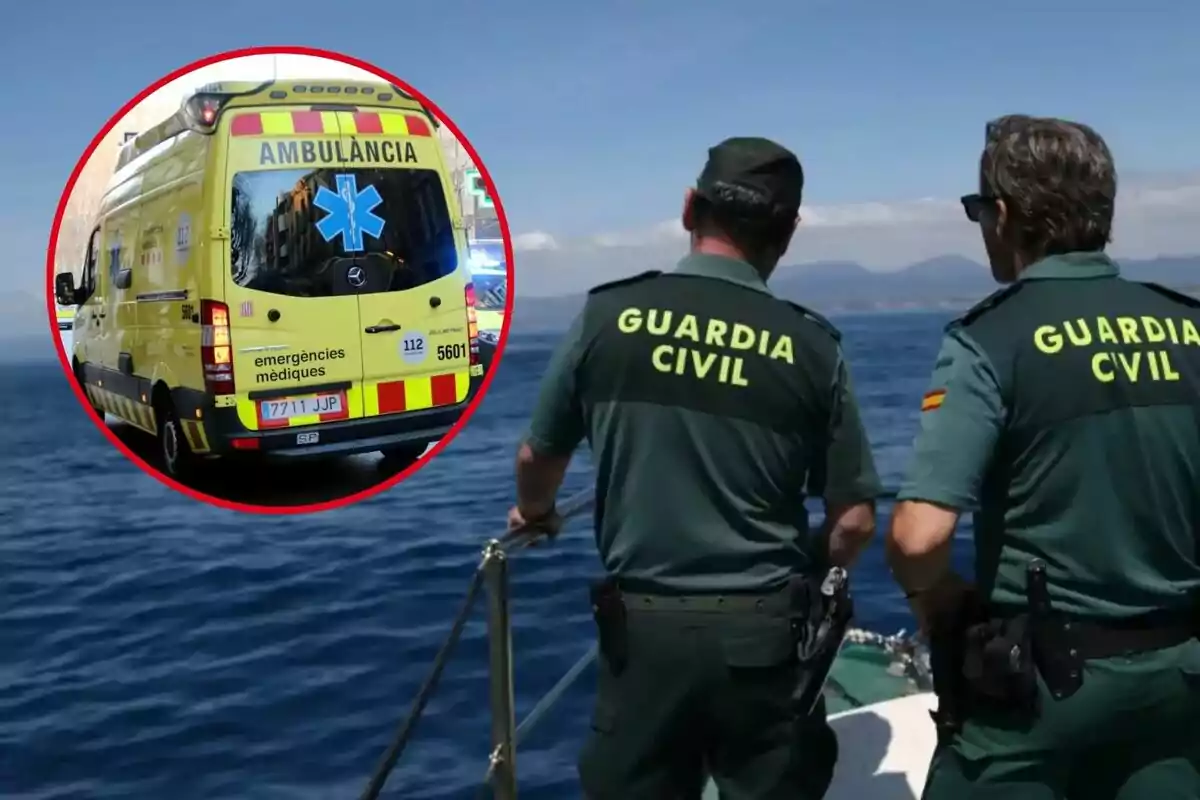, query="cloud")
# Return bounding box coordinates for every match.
[587,219,686,249]
[512,231,559,252]
[1123,184,1200,209]
[512,171,1200,296]
[801,197,959,228]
